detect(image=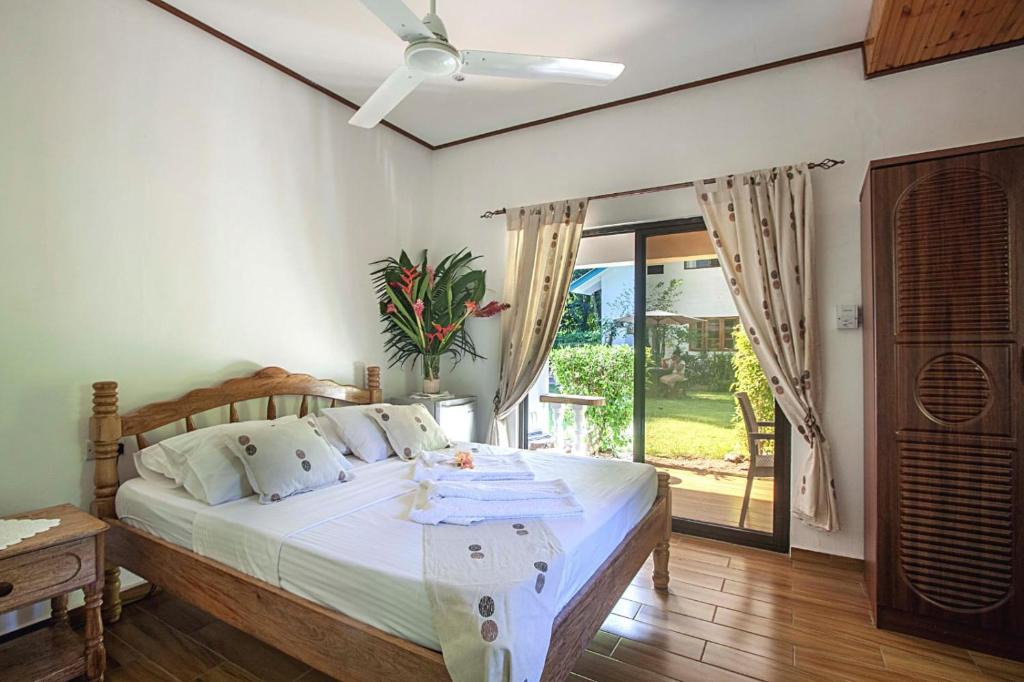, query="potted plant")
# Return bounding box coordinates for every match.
[371,249,508,394]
